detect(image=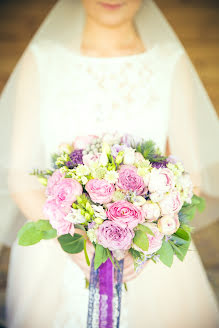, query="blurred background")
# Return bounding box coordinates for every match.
[0,0,219,326]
